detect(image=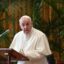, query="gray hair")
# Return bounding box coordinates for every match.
[19,15,32,24]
